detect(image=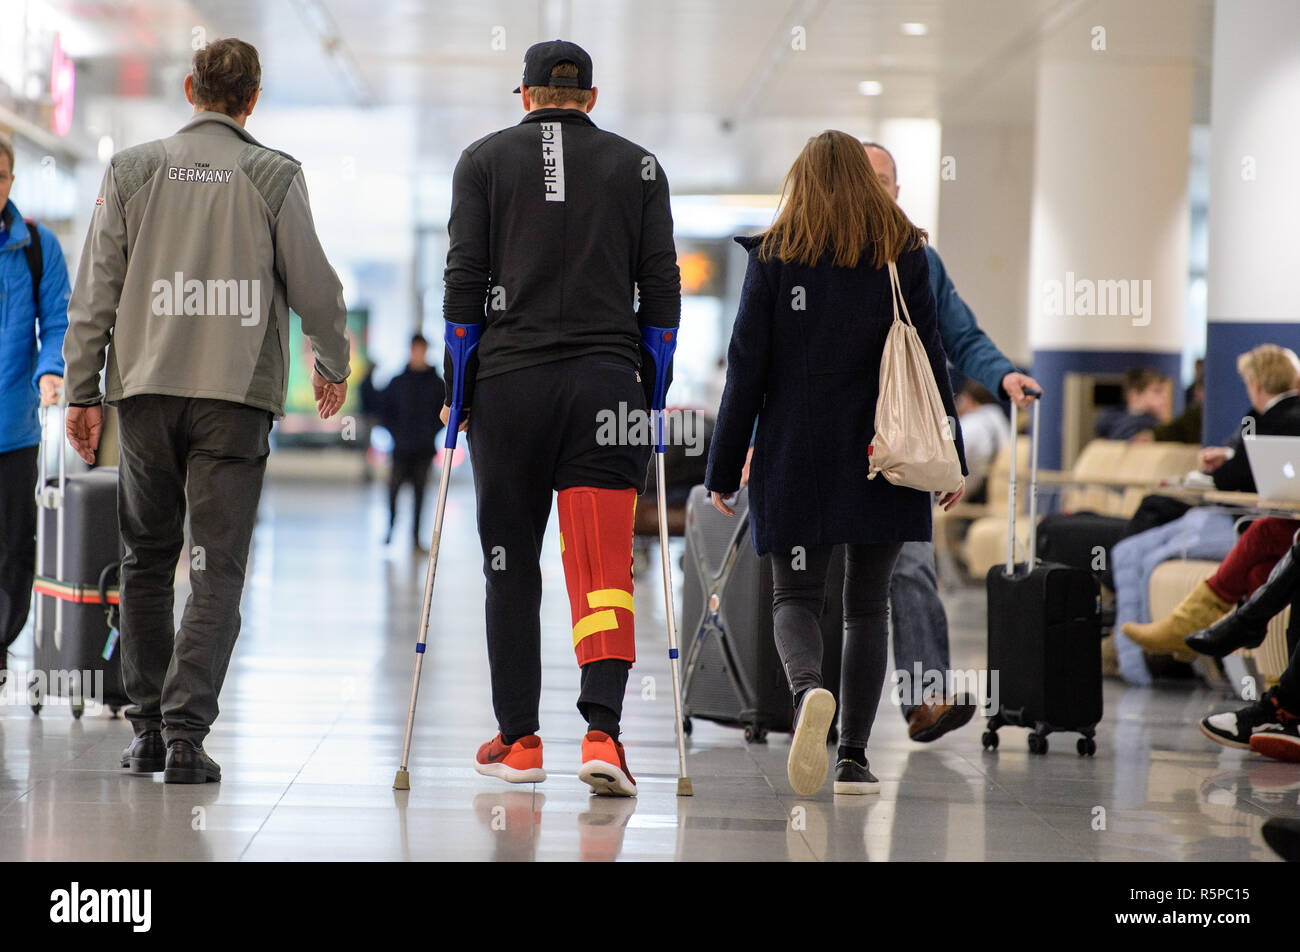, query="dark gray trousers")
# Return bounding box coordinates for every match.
[771,542,902,749]
[116,395,271,746]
